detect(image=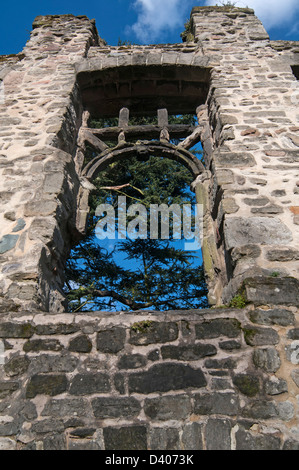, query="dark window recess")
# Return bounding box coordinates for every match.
[291,65,299,80]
